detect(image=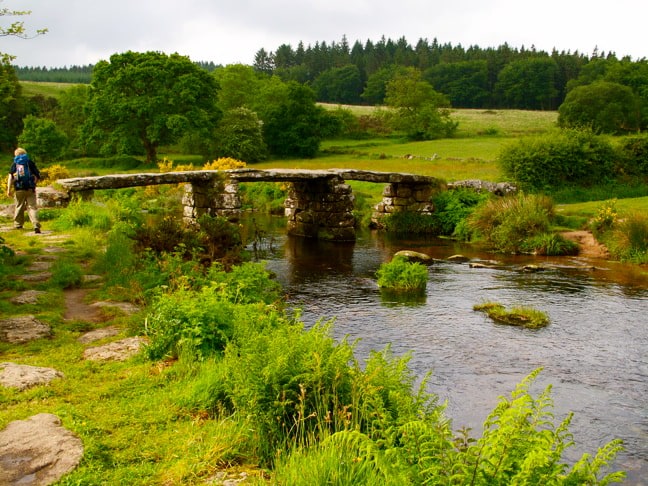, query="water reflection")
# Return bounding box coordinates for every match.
[241,215,648,484]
